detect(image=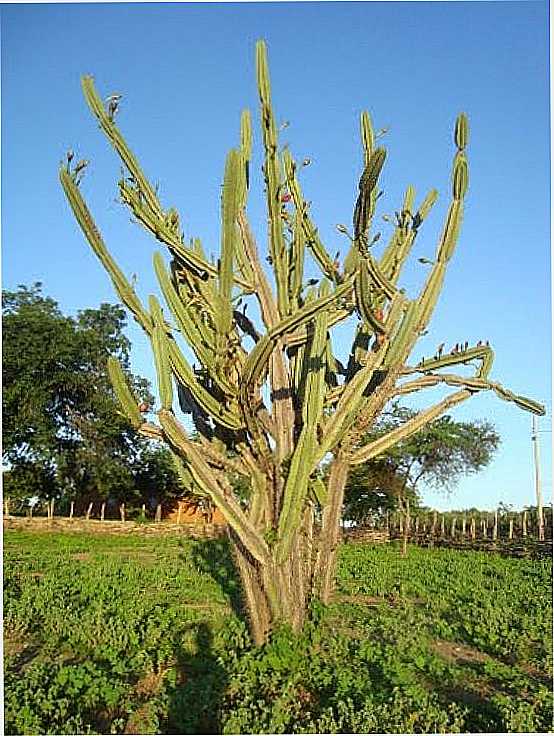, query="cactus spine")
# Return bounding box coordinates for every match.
[61,43,544,645]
